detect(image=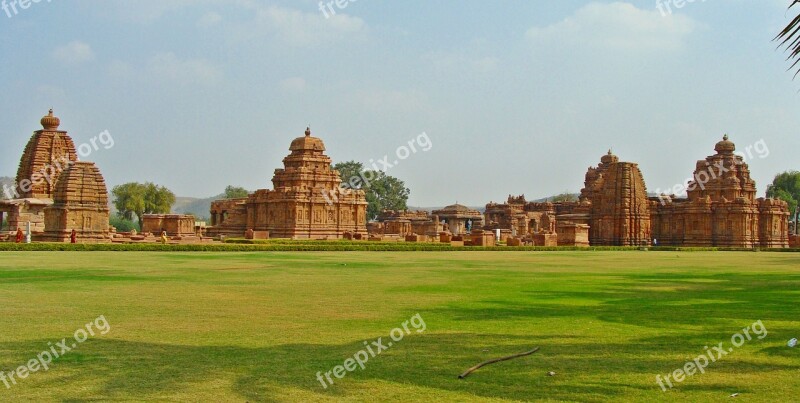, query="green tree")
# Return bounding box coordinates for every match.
[112,182,176,229]
[766,171,800,234]
[363,171,411,220]
[333,161,365,189]
[110,215,140,232]
[333,161,411,220]
[224,185,250,199]
[549,192,578,202]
